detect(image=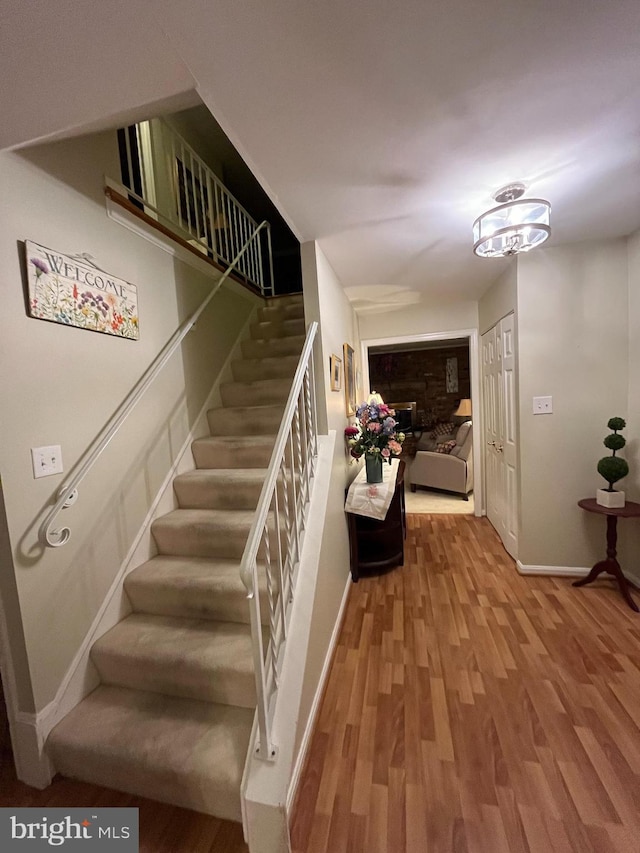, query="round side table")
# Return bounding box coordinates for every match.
[574,498,640,612]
